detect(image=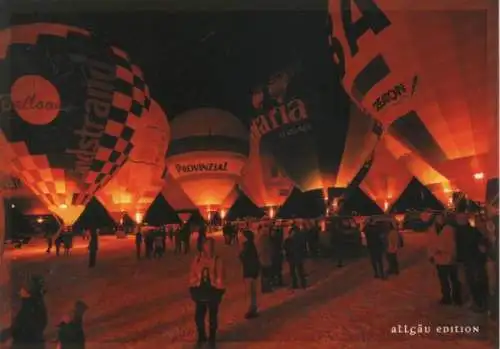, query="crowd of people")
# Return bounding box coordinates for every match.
[2,207,497,349]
